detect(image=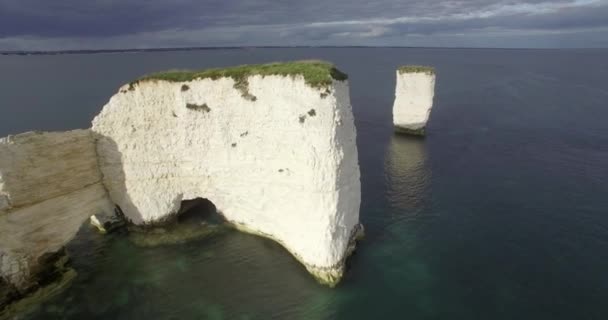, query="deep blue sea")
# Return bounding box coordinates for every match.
[1,48,608,319]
